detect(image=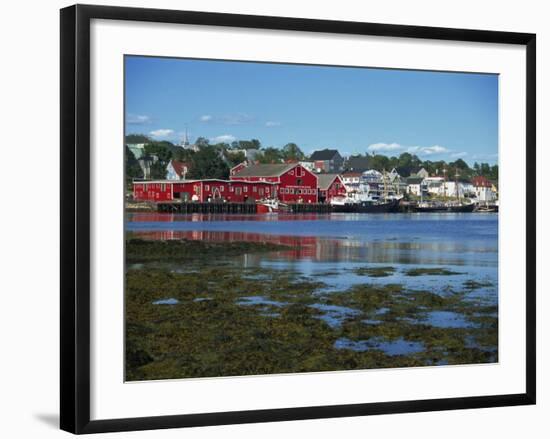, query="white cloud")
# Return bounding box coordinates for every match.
[451,152,468,158]
[210,134,236,144]
[407,145,449,155]
[368,142,403,152]
[127,114,151,125]
[200,115,212,122]
[149,129,174,139]
[265,121,281,127]
[368,142,454,157]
